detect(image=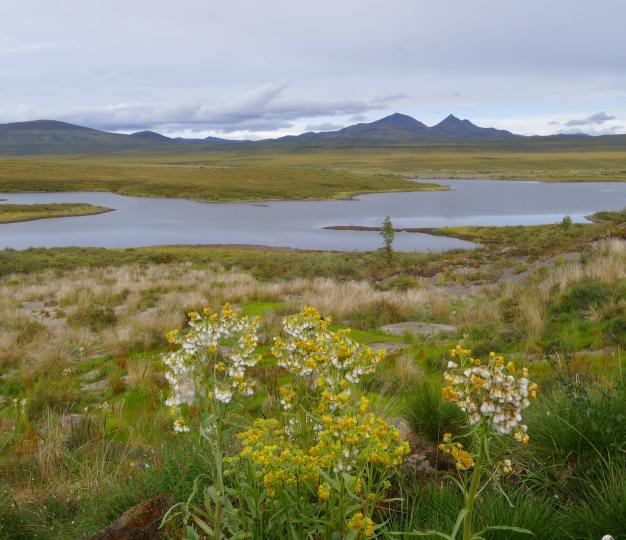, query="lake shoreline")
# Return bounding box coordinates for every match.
[2,179,625,252]
[0,204,114,224]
